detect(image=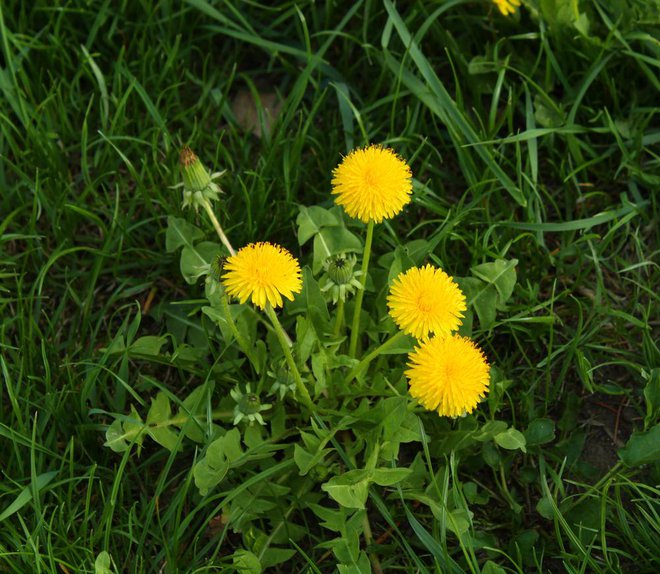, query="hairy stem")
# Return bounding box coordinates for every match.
[202,199,235,255]
[265,305,315,412]
[333,297,345,338]
[348,220,374,357]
